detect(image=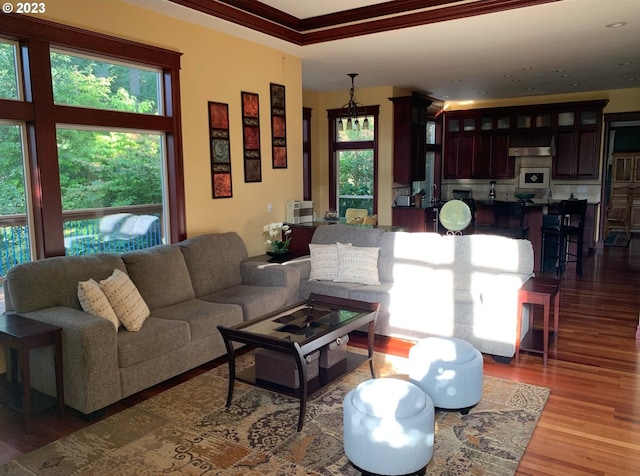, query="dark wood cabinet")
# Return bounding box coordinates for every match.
[553,124,601,179]
[390,93,432,183]
[392,206,440,232]
[444,134,476,179]
[444,114,512,180]
[476,133,511,179]
[444,100,607,181]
